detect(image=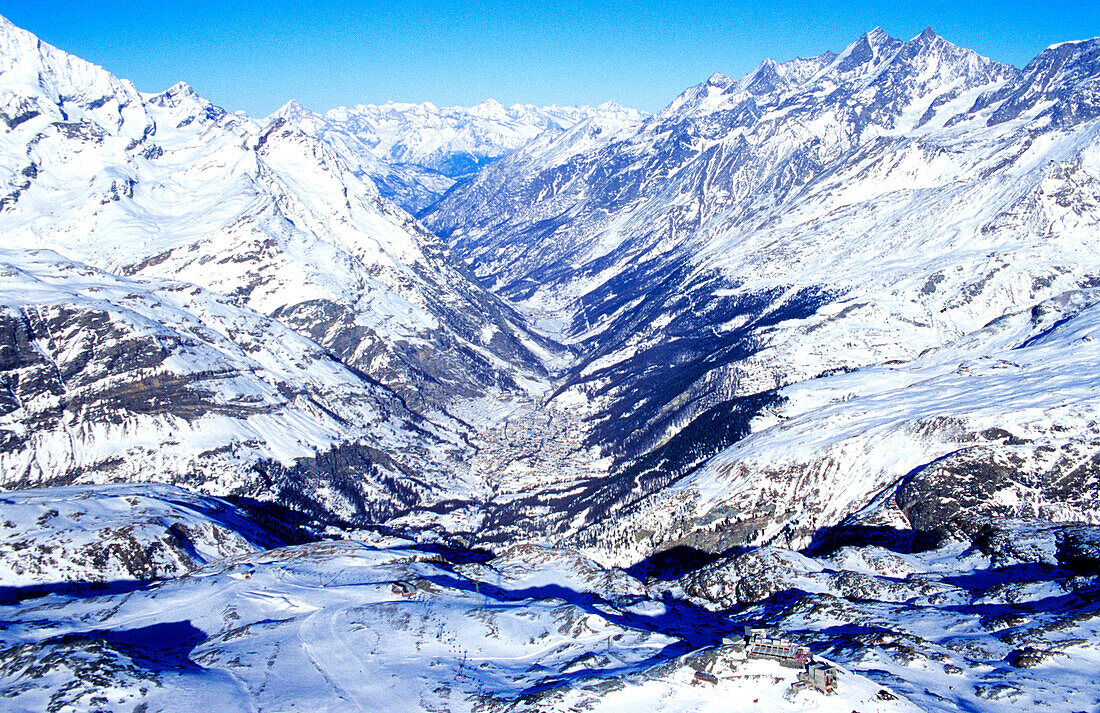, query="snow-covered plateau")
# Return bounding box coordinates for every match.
[1,13,1099,712]
[2,484,1096,712]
